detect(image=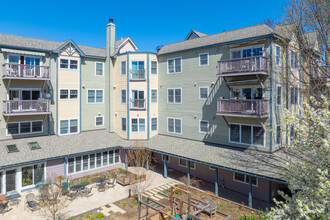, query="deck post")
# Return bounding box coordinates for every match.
[187,161,190,185]
[125,151,128,169]
[163,155,167,178]
[215,168,219,196]
[248,175,252,208]
[146,160,149,171]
